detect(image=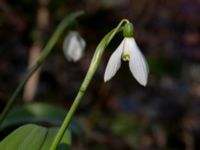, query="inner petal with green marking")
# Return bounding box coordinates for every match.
[122,52,130,61]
